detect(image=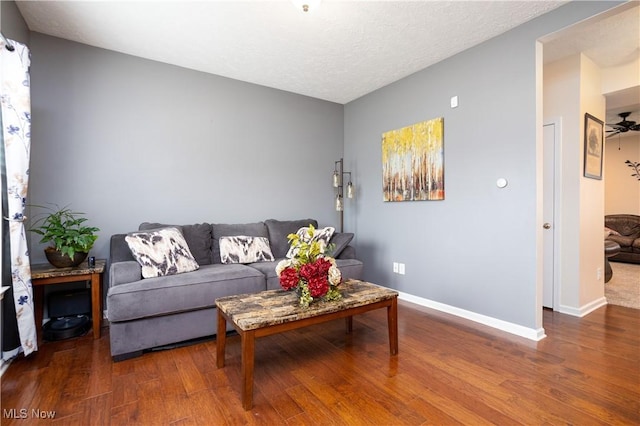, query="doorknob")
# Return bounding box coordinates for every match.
[543,223,551,229]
